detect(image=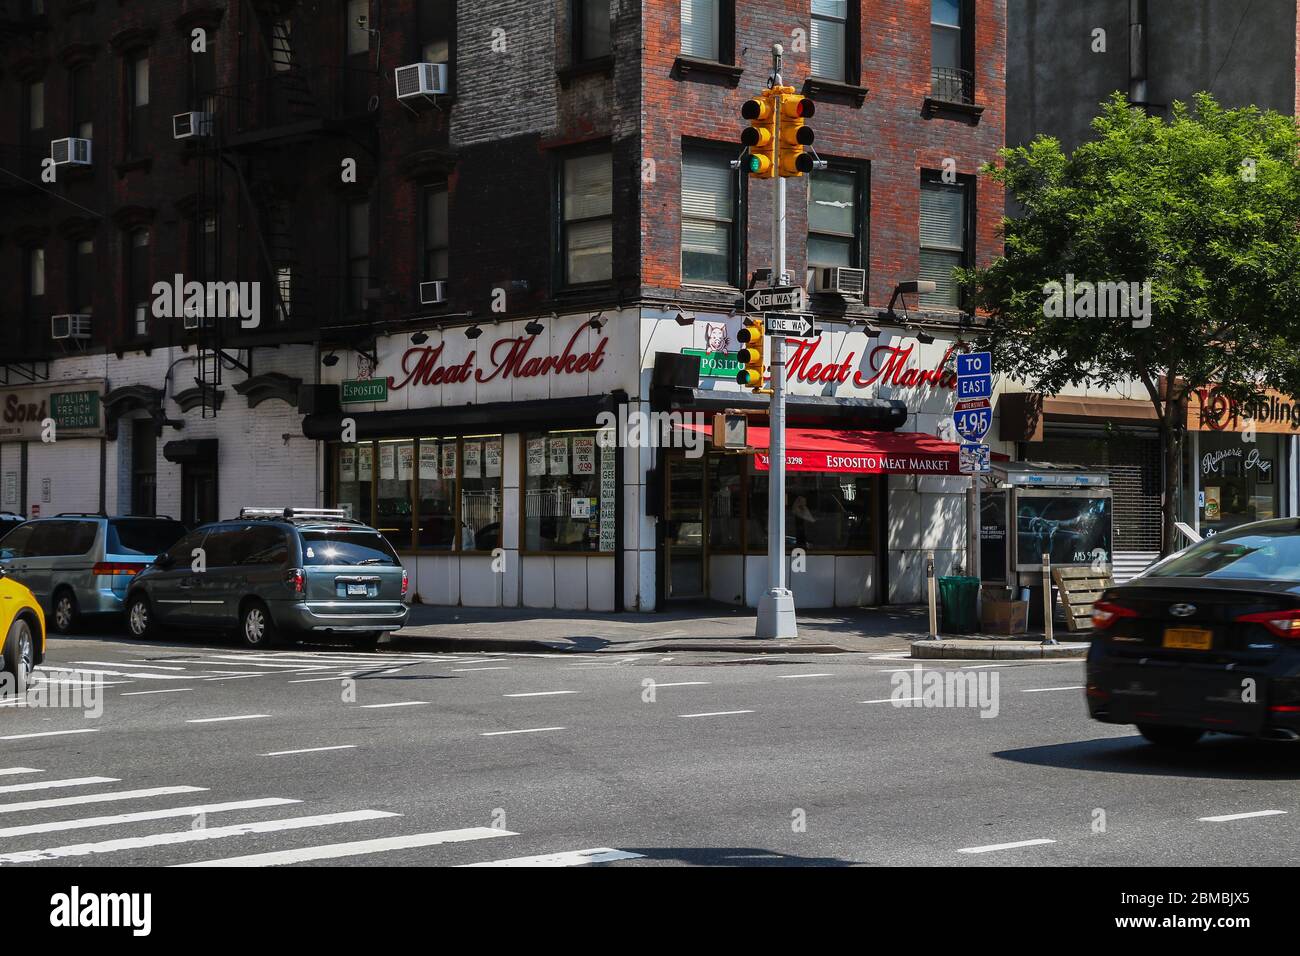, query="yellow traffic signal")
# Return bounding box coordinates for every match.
[777,94,816,178]
[740,91,776,179]
[736,316,766,390]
